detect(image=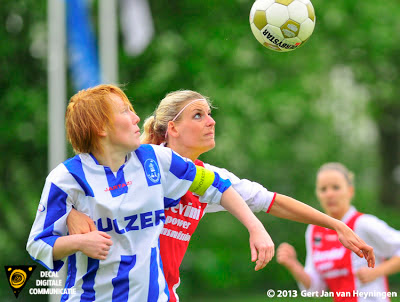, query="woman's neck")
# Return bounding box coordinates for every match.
[167,141,200,162]
[92,149,127,172]
[328,206,351,221]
